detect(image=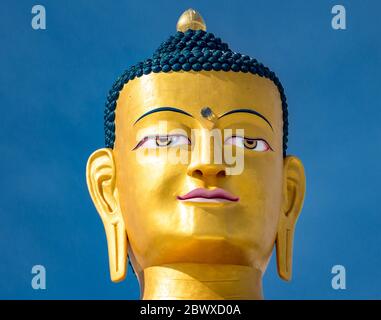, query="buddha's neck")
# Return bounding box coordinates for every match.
[141,263,263,300]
